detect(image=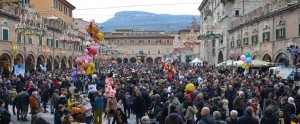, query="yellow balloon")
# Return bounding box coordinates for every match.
[185,83,196,92]
[91,63,95,69]
[86,67,92,75]
[82,63,86,69]
[97,33,104,41]
[91,68,95,74]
